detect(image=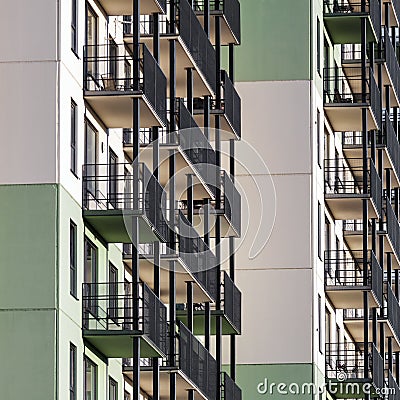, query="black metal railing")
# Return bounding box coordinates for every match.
[178,99,218,196]
[324,158,382,217]
[385,197,400,262]
[177,321,218,400]
[82,162,170,242]
[343,219,373,234]
[324,0,380,40]
[324,67,381,128]
[387,283,400,342]
[221,71,241,138]
[193,0,241,43]
[387,369,400,400]
[222,271,242,333]
[393,0,400,24]
[178,211,219,301]
[82,282,168,356]
[383,111,400,182]
[381,26,400,101]
[324,250,383,307]
[326,342,384,391]
[221,372,242,400]
[83,43,167,125]
[221,171,241,236]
